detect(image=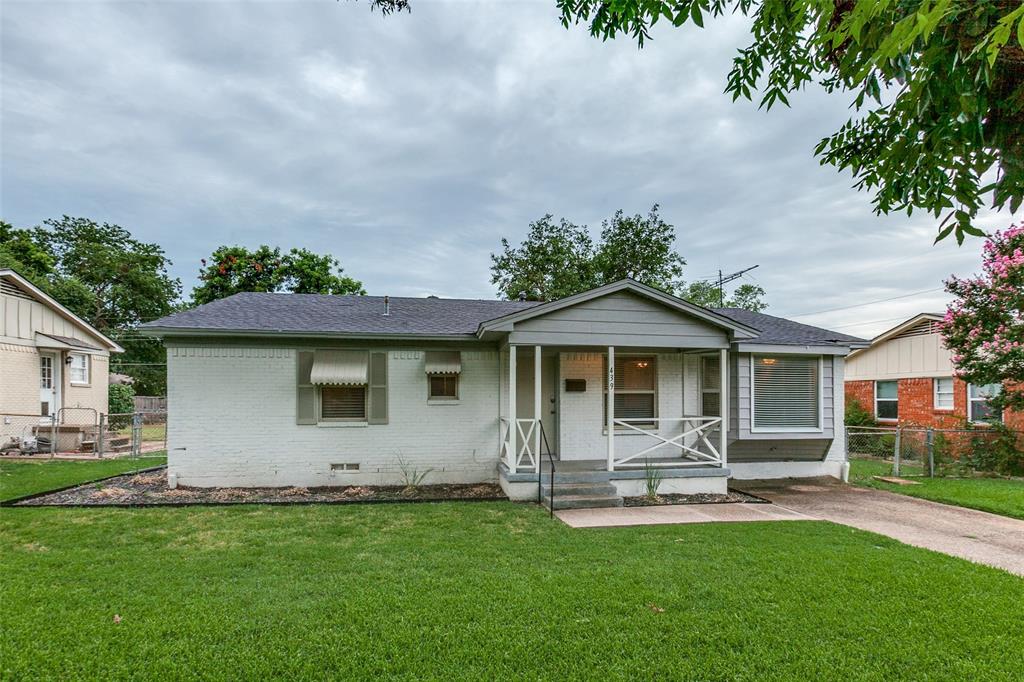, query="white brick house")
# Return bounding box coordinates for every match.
[142,279,867,501]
